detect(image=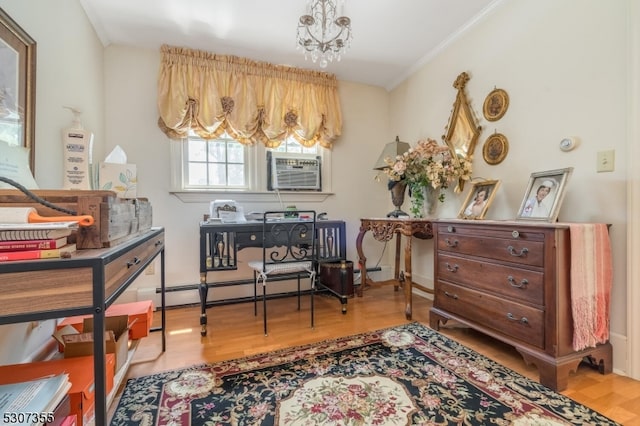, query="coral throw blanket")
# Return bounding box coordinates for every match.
[569,224,613,351]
